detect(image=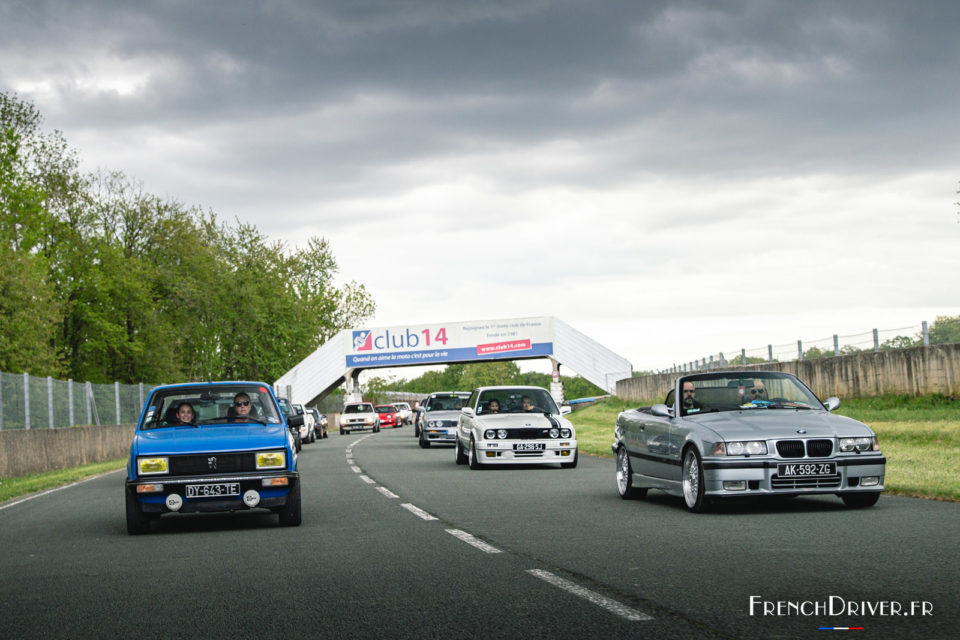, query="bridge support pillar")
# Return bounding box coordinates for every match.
[549,357,565,405]
[344,369,363,403]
